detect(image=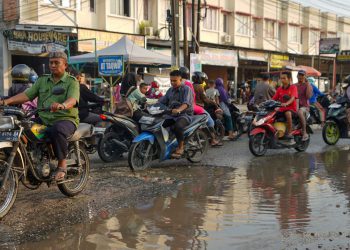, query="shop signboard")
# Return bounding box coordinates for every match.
[270,54,294,69]
[337,50,350,62]
[198,47,238,67]
[319,38,340,54]
[3,29,69,54]
[98,55,124,76]
[77,29,145,52]
[239,50,269,62]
